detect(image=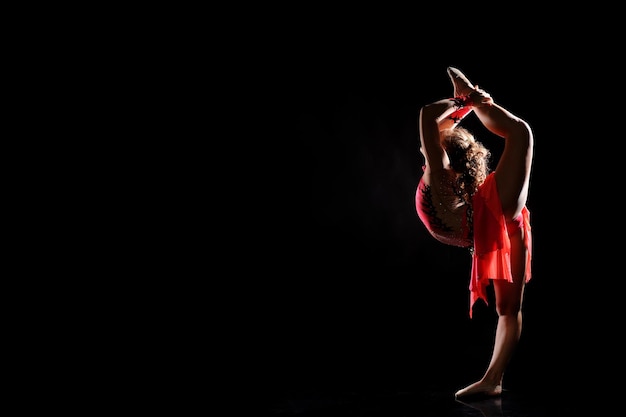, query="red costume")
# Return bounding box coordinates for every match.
[416,172,532,317]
